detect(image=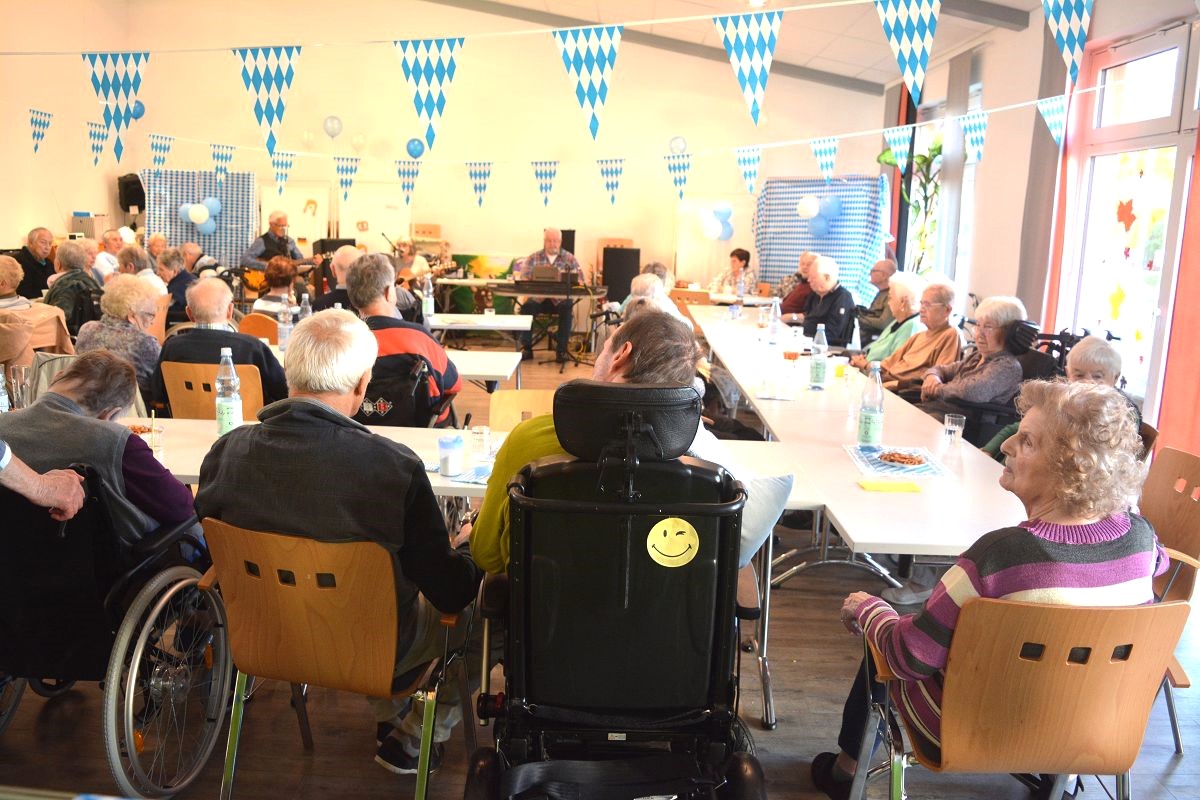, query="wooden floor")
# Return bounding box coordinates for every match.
[2,338,1198,799]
